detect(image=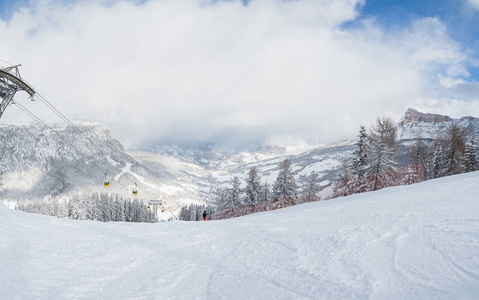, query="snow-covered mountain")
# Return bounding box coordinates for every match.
[2,169,478,299]
[2,108,479,211]
[130,140,355,200]
[0,123,202,211]
[398,107,479,140]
